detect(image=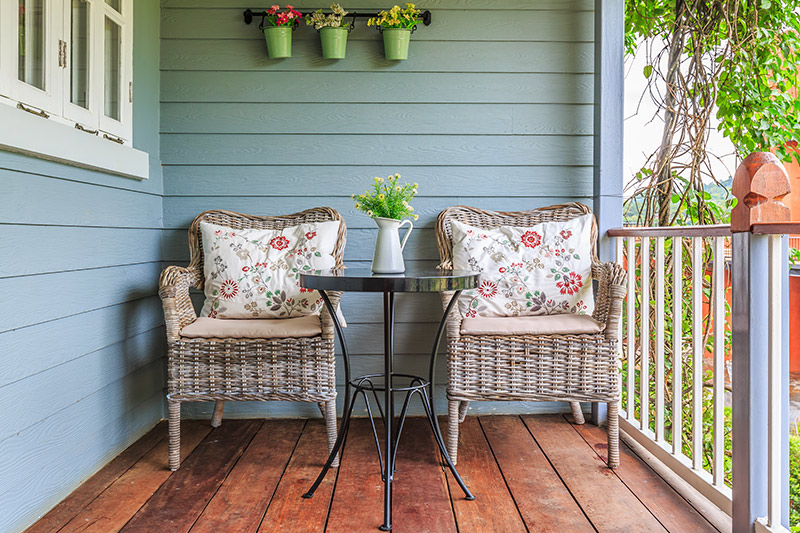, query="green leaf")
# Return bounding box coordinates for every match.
[643,64,653,78]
